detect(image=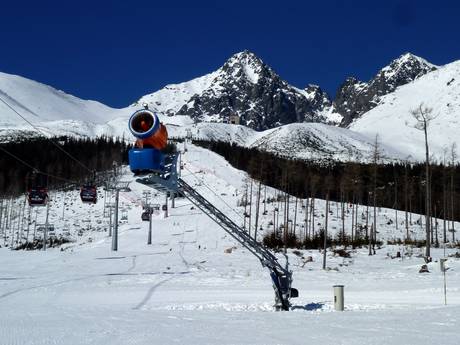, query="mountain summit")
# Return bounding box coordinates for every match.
[136,50,337,130]
[334,53,437,127]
